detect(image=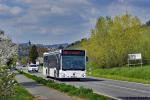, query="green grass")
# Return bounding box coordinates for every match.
[14,85,33,100]
[18,70,113,100]
[89,65,150,84]
[0,84,33,100]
